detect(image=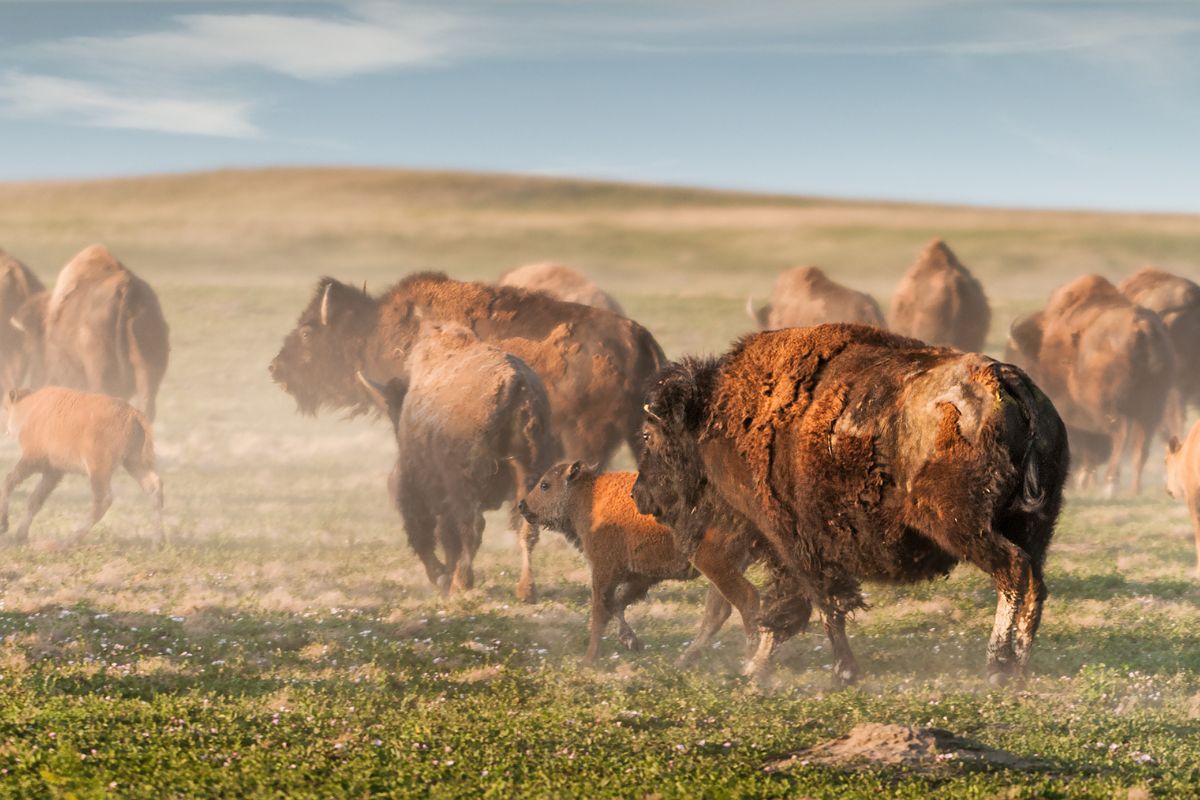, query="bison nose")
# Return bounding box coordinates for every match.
[517,499,528,513]
[268,360,279,377]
